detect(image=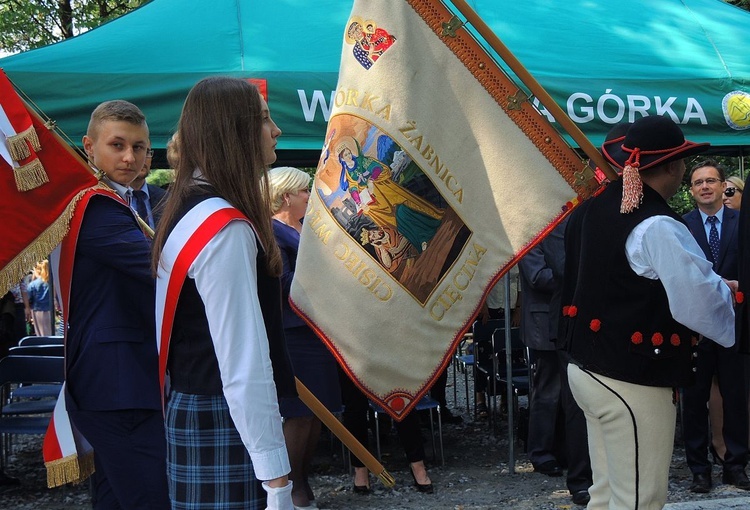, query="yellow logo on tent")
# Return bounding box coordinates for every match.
[722,91,750,130]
